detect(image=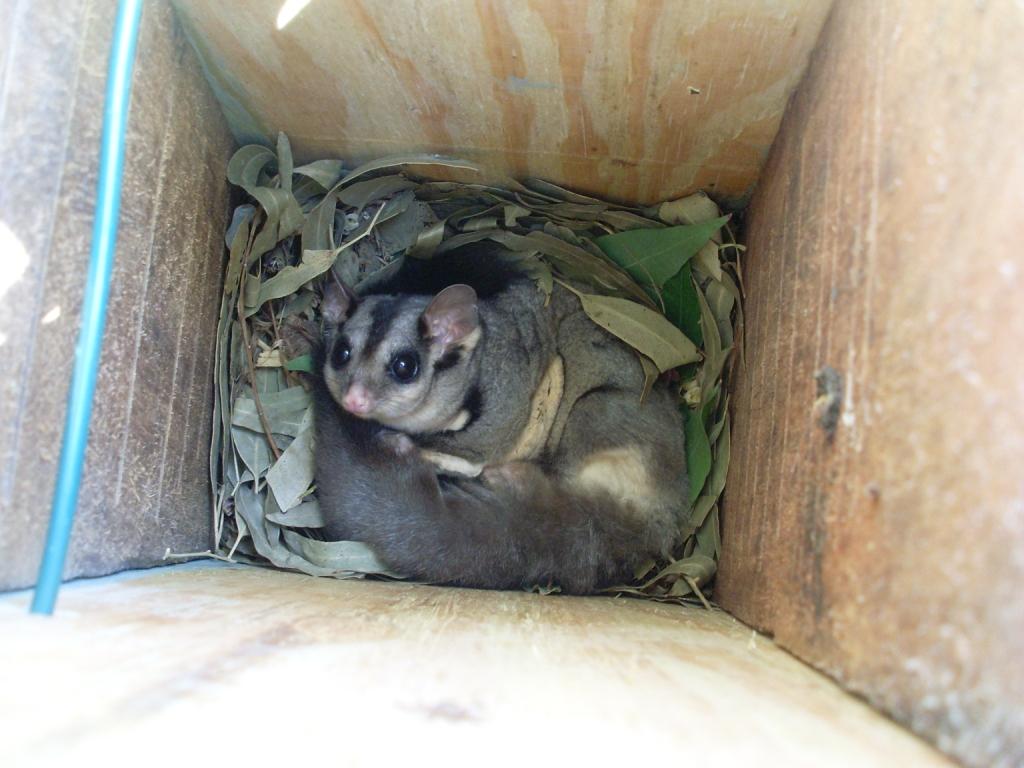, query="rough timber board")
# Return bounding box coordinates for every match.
[171,0,832,205]
[0,564,949,767]
[716,1,1024,766]
[0,0,235,589]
